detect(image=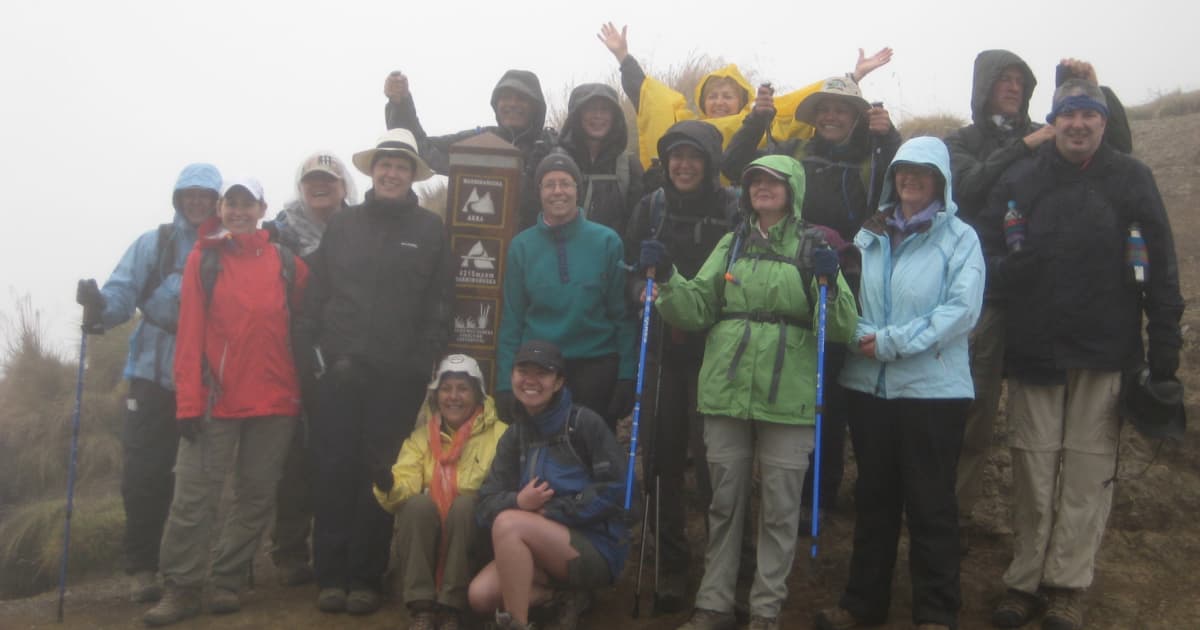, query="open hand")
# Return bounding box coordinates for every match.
[853,47,894,83]
[597,22,629,63]
[517,477,555,511]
